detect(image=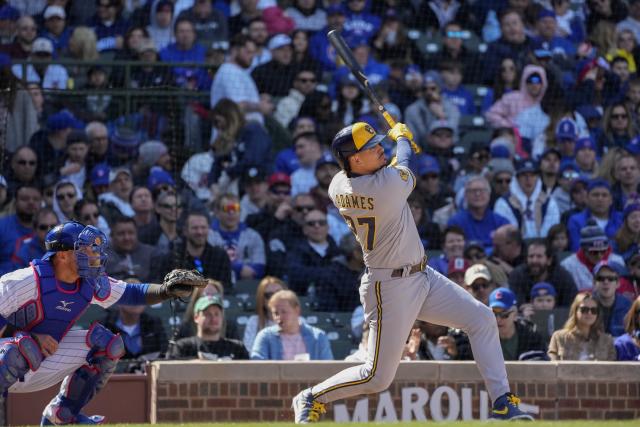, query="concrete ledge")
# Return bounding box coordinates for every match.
[152,361,640,383]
